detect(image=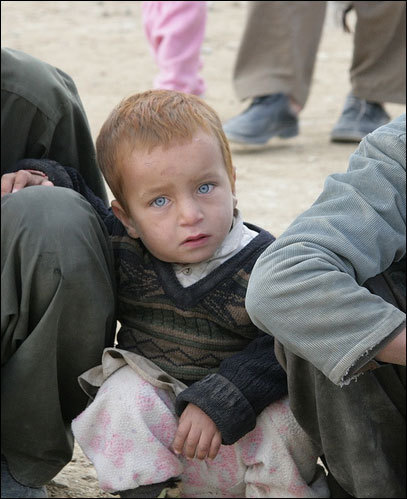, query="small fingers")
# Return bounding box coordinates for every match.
[183,428,202,460]
[207,432,222,460]
[195,433,213,460]
[172,420,191,456]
